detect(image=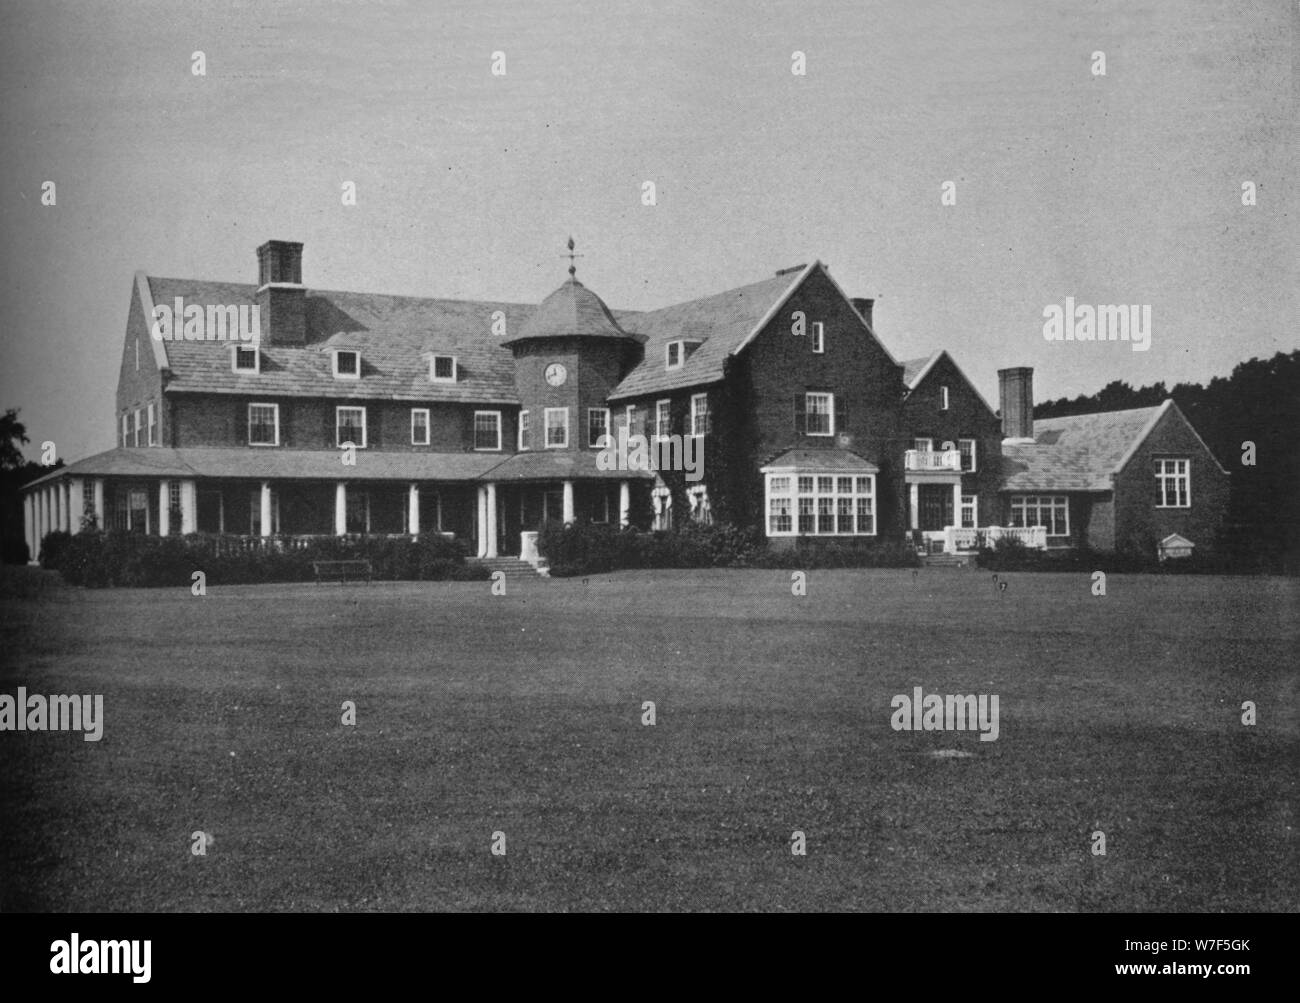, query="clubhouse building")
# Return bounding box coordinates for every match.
[22,239,1230,564]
